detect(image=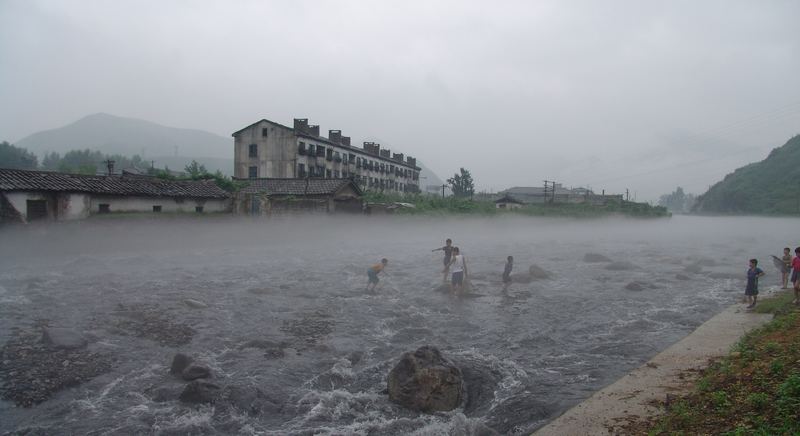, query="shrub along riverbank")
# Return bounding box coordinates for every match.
[643,291,800,435]
[364,193,670,218]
